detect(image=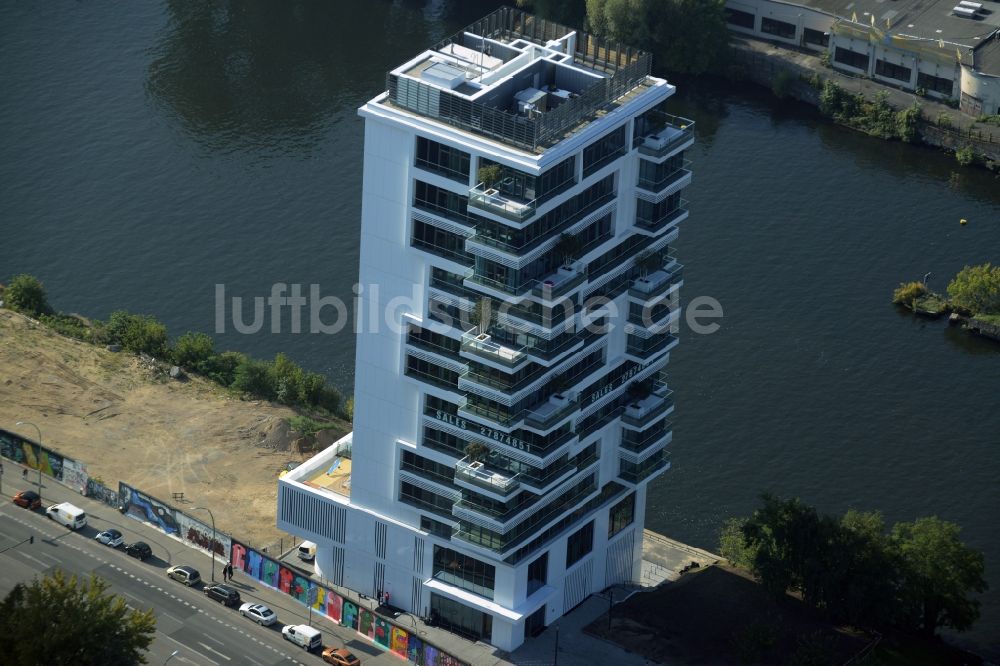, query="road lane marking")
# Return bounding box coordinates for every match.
[202,633,225,647]
[16,551,50,567]
[197,642,232,661]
